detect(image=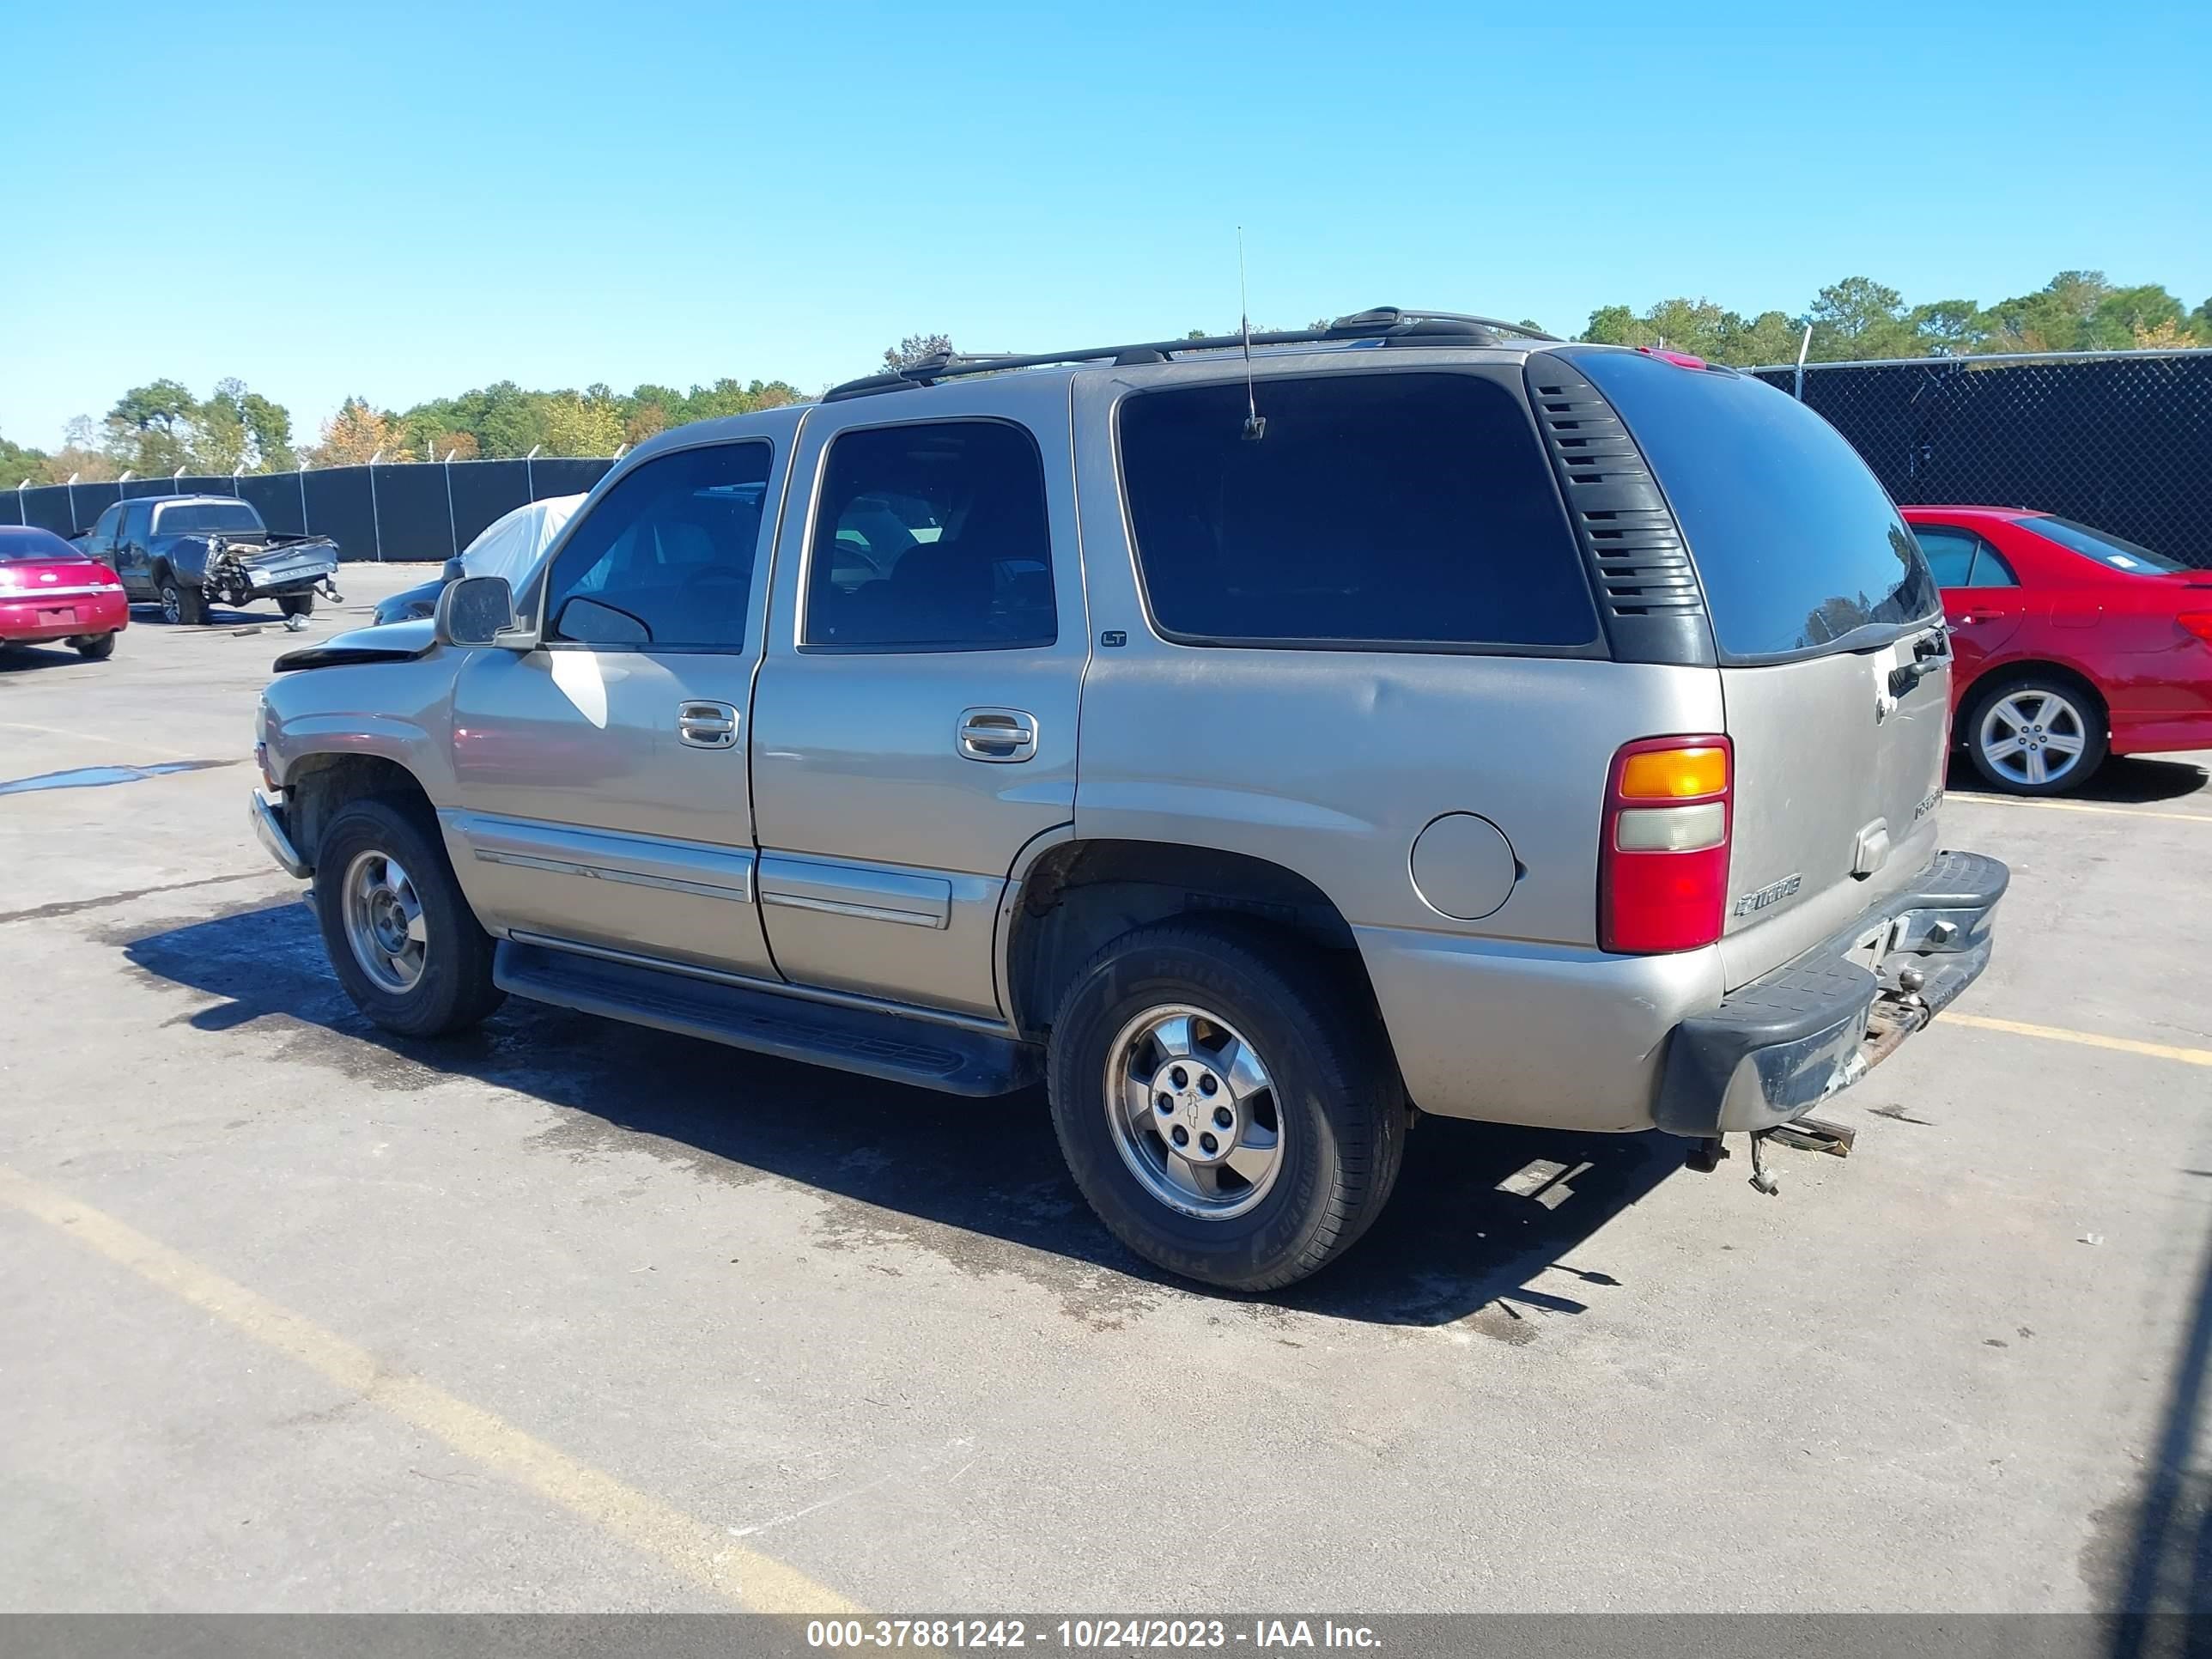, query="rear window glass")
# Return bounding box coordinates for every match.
[2028,516,2187,574]
[1117,372,1597,651]
[156,501,263,535]
[1575,351,1938,661]
[0,526,86,562]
